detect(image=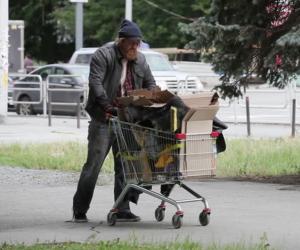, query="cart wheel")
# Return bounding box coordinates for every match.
[155,207,165,222]
[107,212,117,226]
[172,214,182,229]
[199,211,210,226]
